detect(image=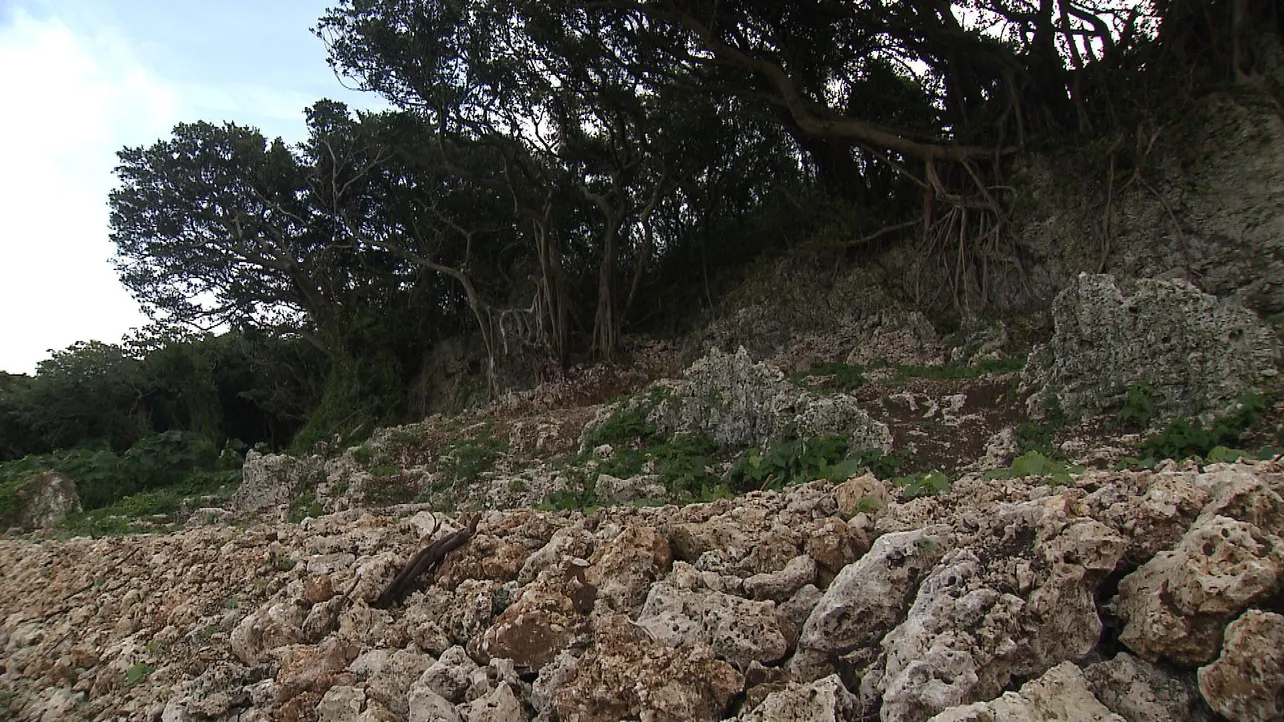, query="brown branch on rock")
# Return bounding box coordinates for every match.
[373,513,481,609]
